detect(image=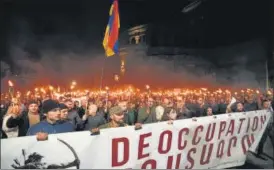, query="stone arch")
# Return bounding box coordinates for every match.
[130,37,136,44]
